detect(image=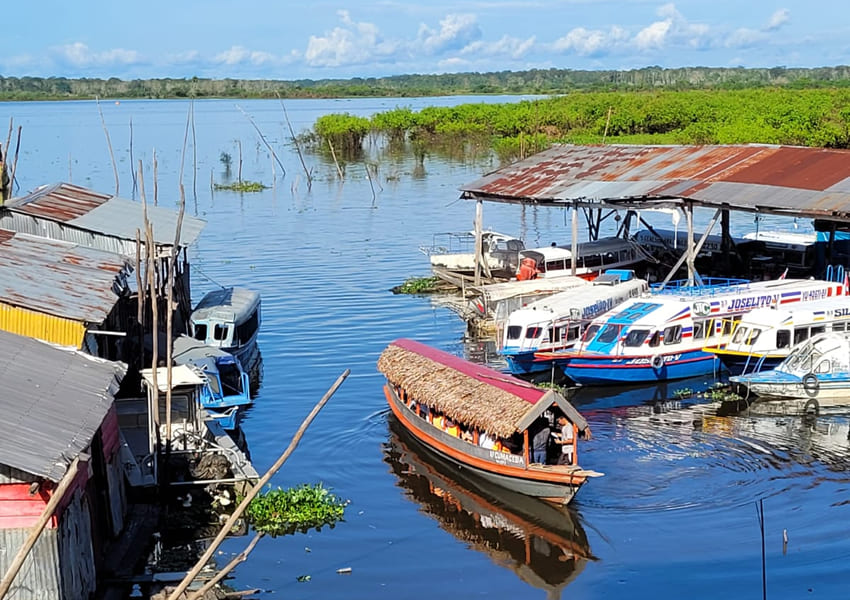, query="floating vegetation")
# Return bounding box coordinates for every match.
[214,180,267,192]
[391,276,445,294]
[245,483,347,537]
[673,388,694,399]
